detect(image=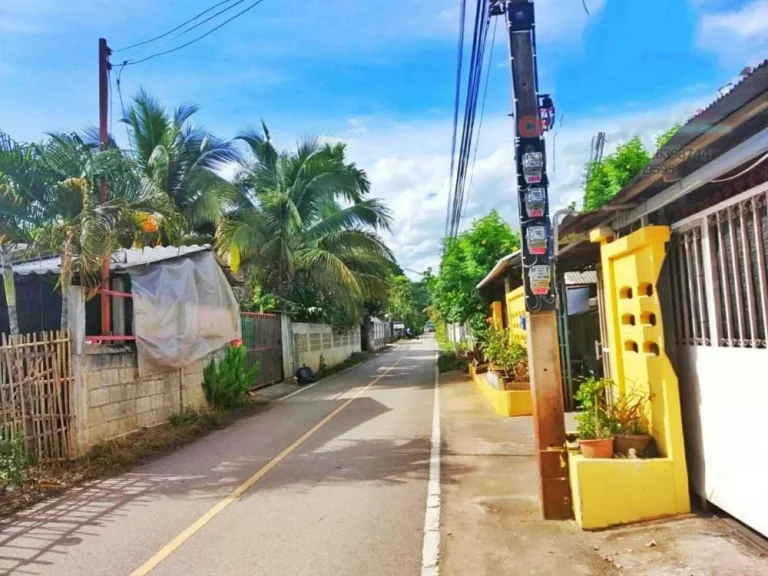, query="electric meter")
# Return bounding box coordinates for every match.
[529,265,552,296]
[522,152,544,184]
[526,225,548,255]
[525,187,546,218]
